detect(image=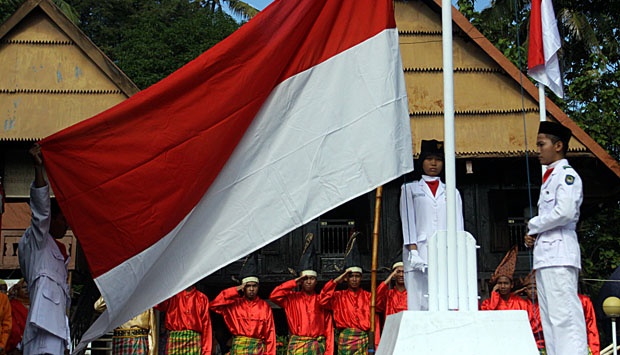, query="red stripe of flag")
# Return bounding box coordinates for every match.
[528,0,544,70]
[40,0,396,278]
